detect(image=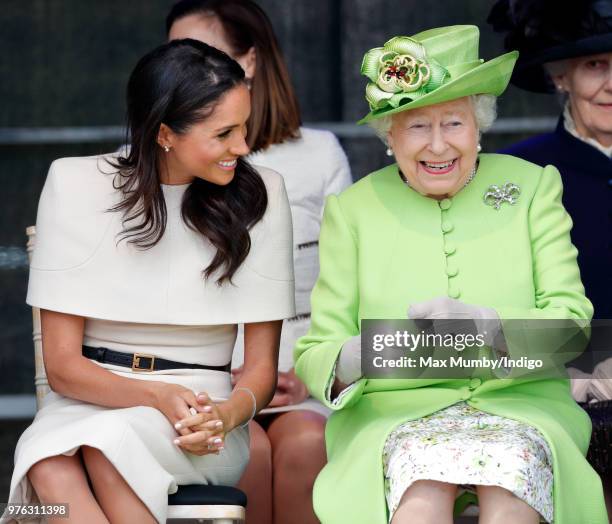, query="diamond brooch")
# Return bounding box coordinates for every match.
[483,183,520,210]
